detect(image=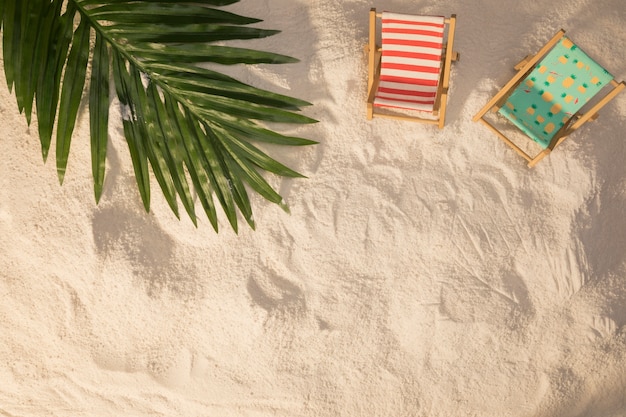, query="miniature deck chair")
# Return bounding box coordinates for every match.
[366,9,458,128]
[473,30,625,167]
